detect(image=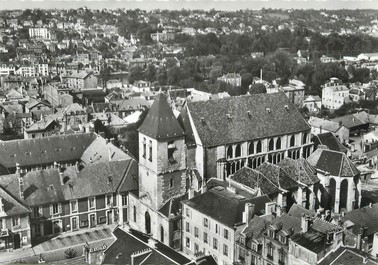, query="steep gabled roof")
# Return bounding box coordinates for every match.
[138,93,185,140]
[183,187,270,227]
[256,162,299,190]
[313,132,348,154]
[0,133,97,170]
[185,93,310,147]
[278,158,319,185]
[287,204,317,219]
[242,215,270,242]
[0,159,138,206]
[104,228,191,265]
[307,148,360,177]
[341,203,378,237]
[231,166,280,195]
[0,186,30,216]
